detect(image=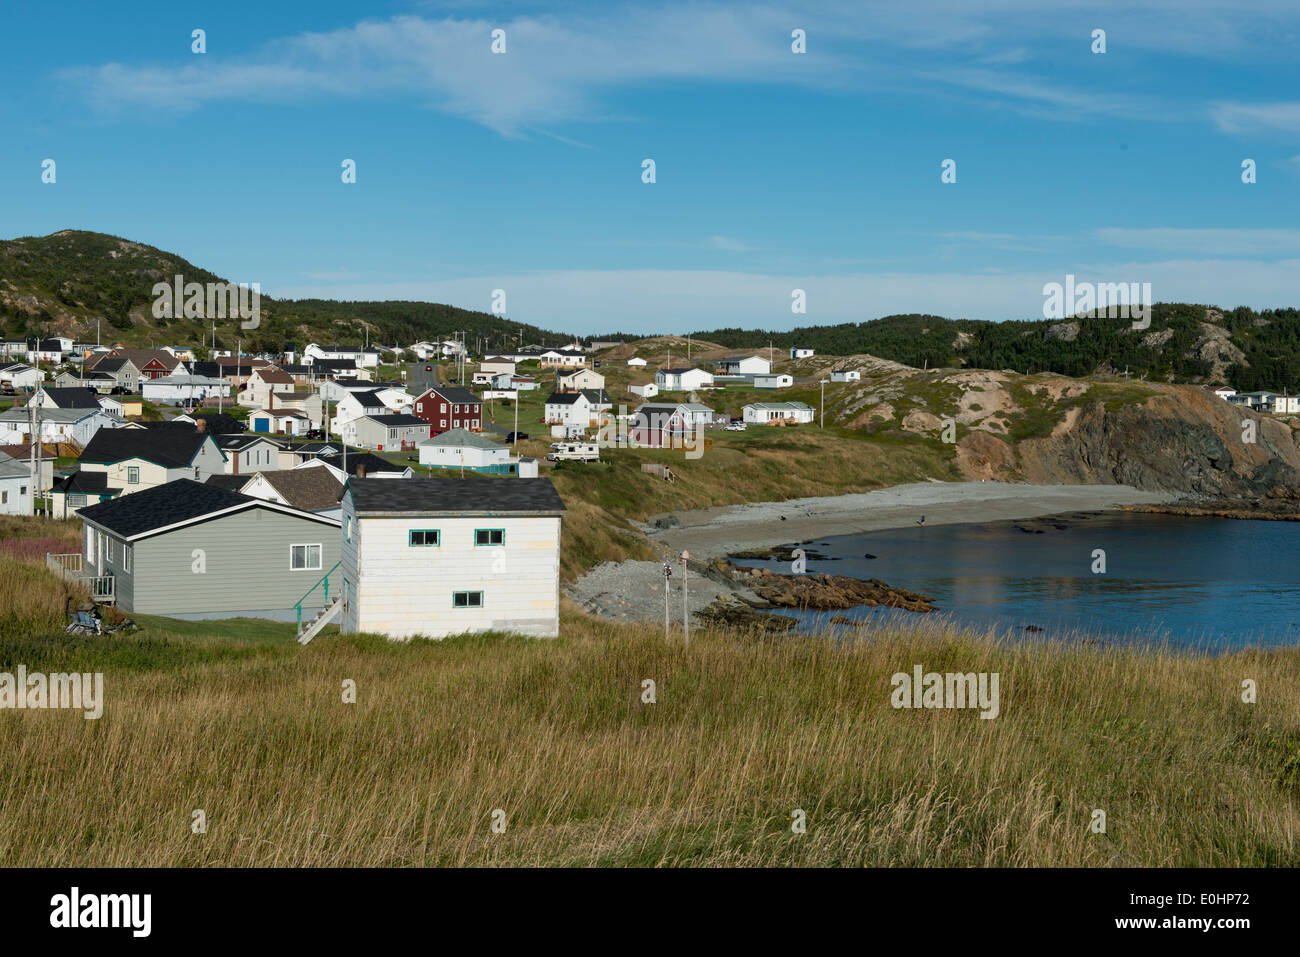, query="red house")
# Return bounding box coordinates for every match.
[414,386,483,436]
